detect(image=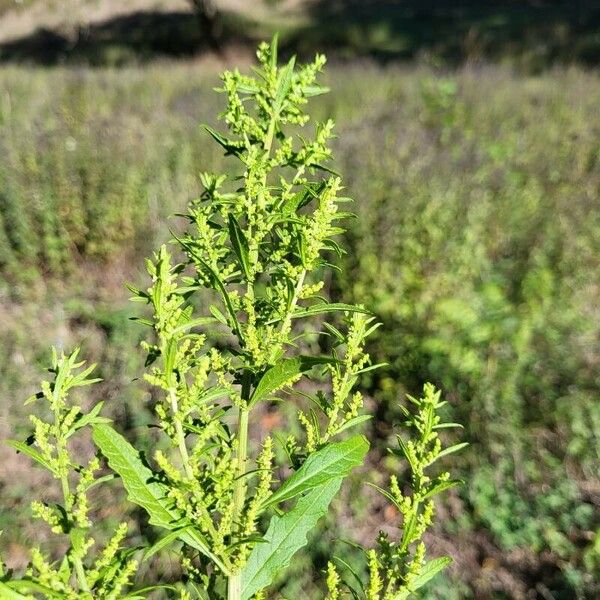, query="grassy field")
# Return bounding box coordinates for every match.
[0,61,599,598]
